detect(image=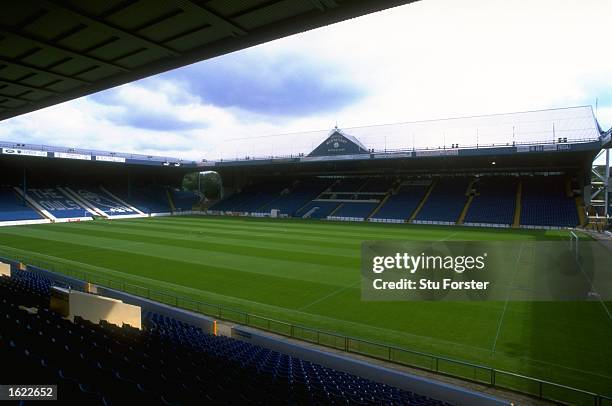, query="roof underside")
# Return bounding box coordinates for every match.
[0,0,416,121]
